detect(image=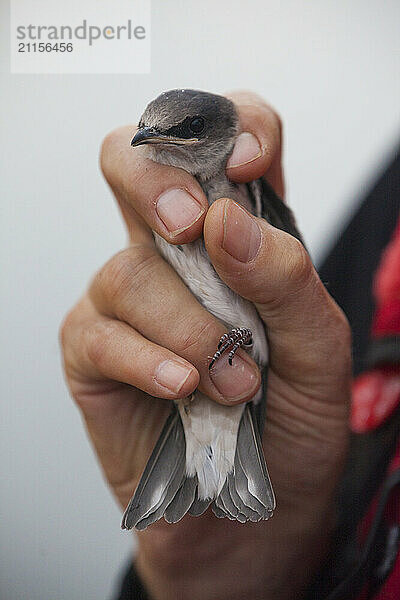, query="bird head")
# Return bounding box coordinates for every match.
[131,89,239,180]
